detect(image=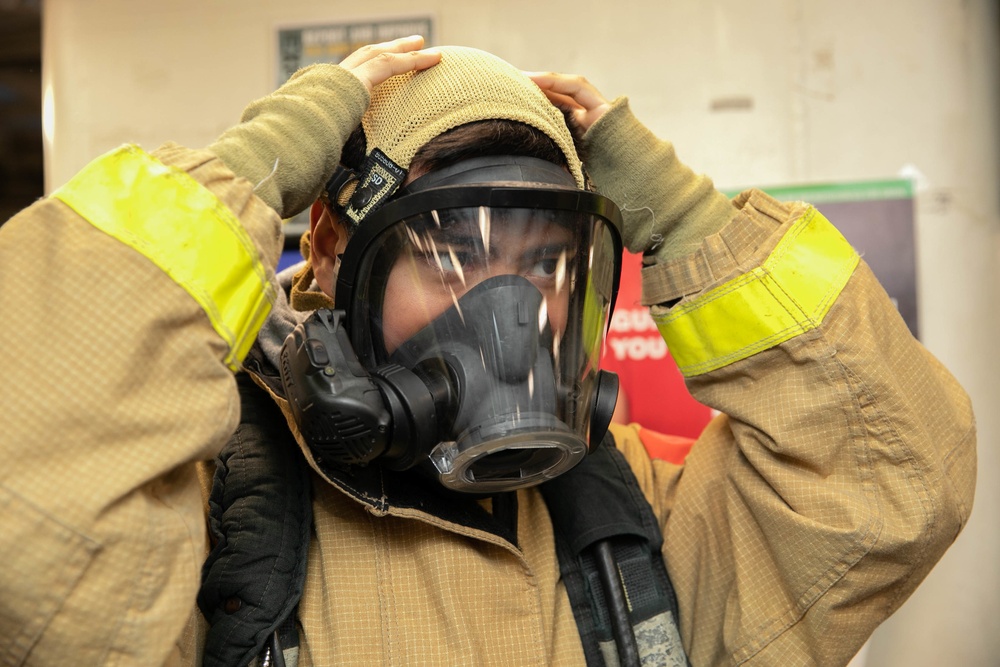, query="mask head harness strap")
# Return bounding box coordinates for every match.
[323,153,581,232]
[403,154,579,192]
